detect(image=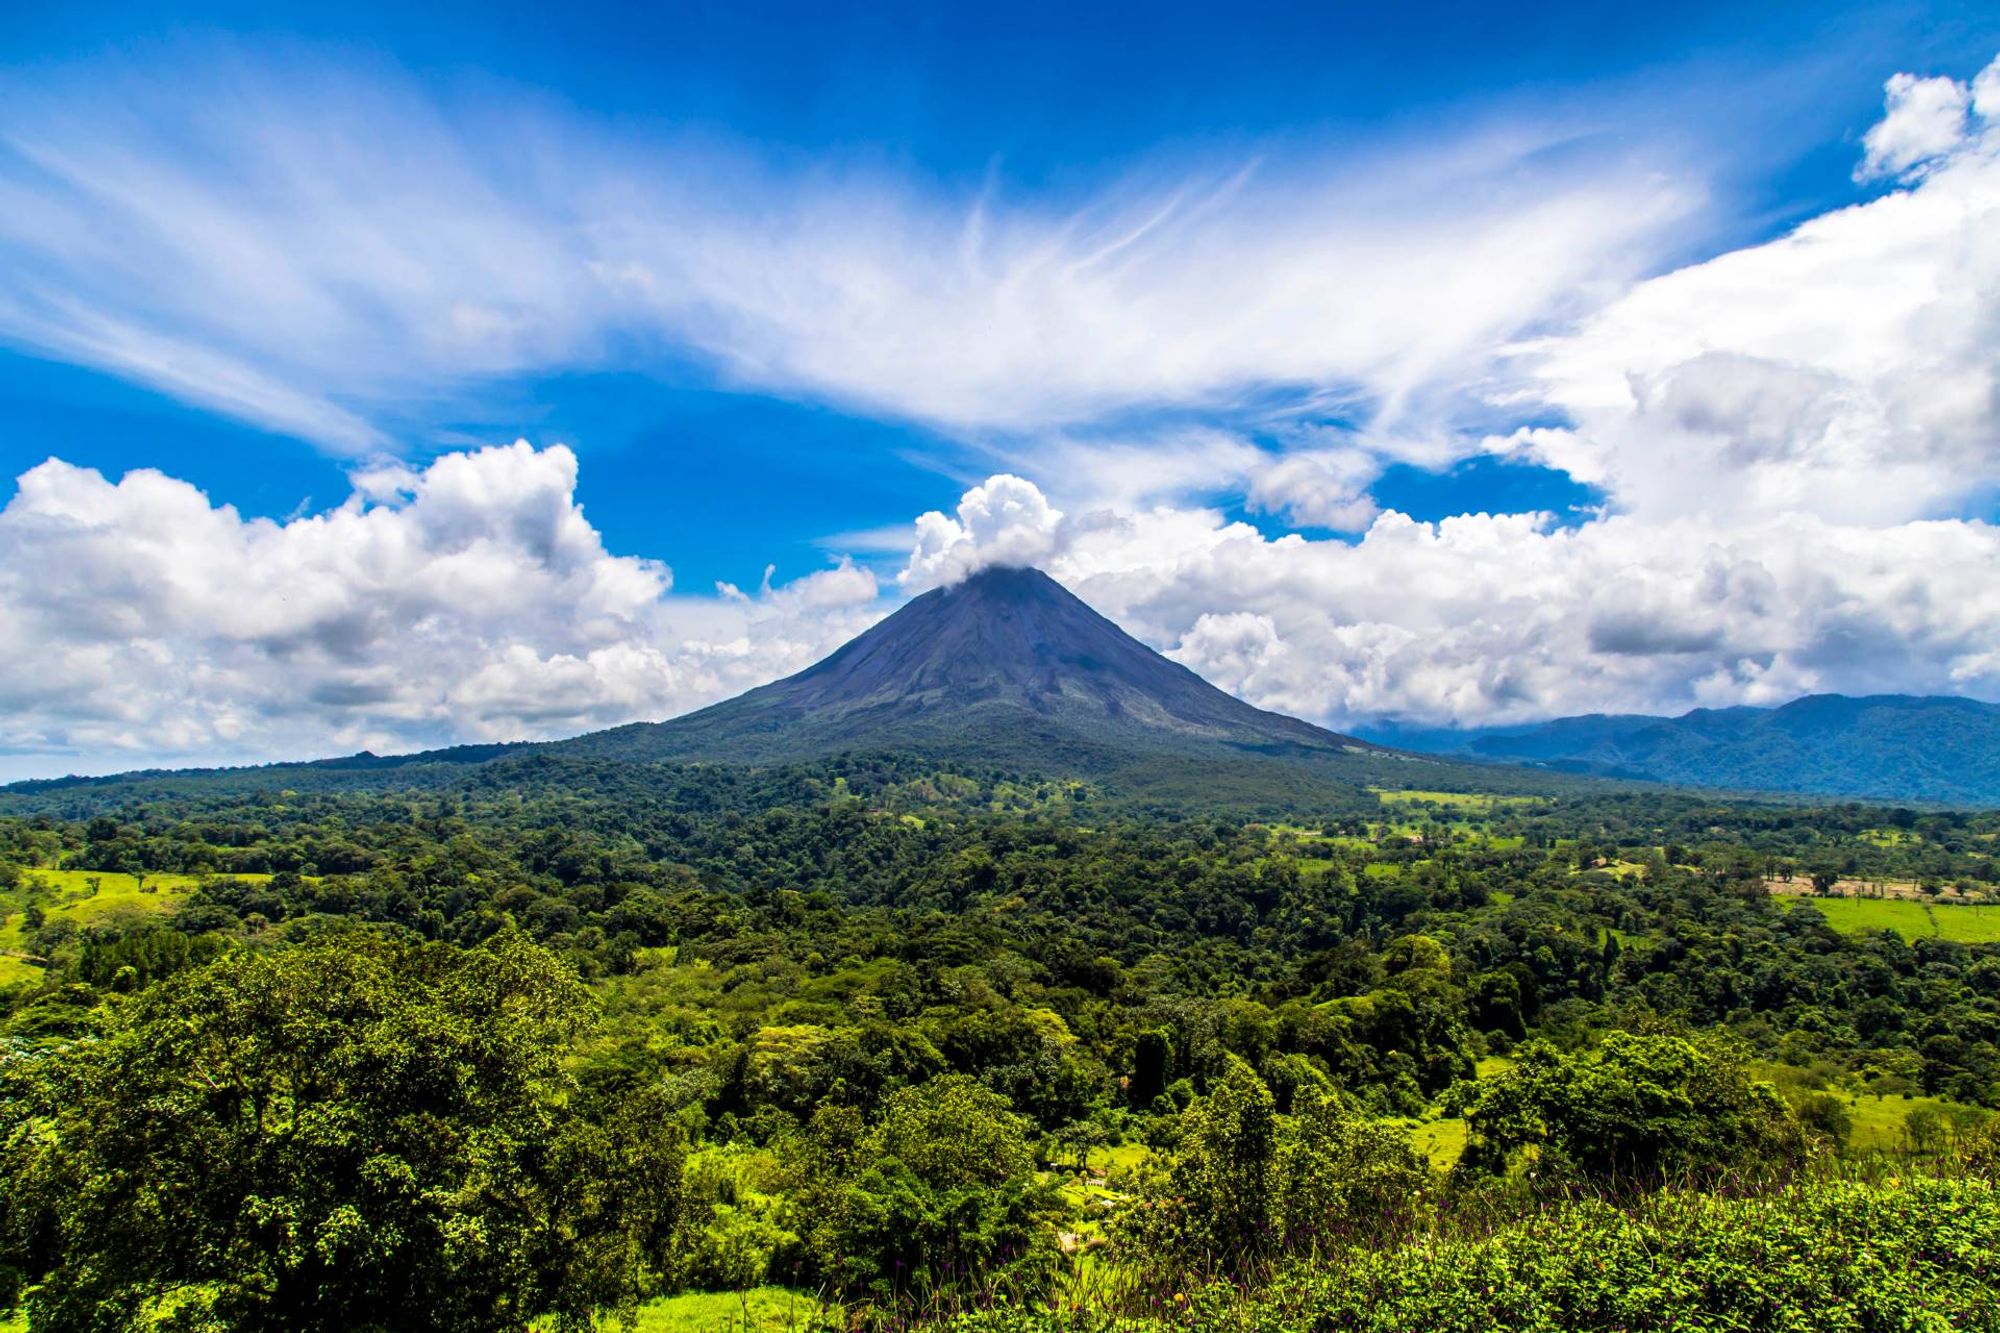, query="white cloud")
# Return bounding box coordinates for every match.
[0,444,881,778]
[0,51,1700,456]
[1246,447,1382,531]
[901,474,1064,589]
[1857,71,1971,181]
[1518,53,2000,527]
